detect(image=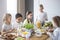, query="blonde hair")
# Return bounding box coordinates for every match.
[3,13,11,23]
